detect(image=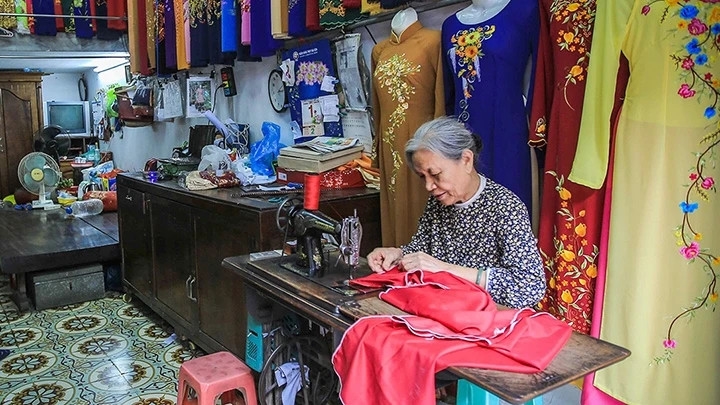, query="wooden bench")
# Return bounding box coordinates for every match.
[0,208,120,310]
